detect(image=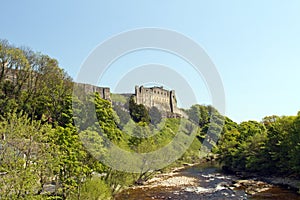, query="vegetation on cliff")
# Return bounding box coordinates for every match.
[0,40,206,199]
[1,39,300,199]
